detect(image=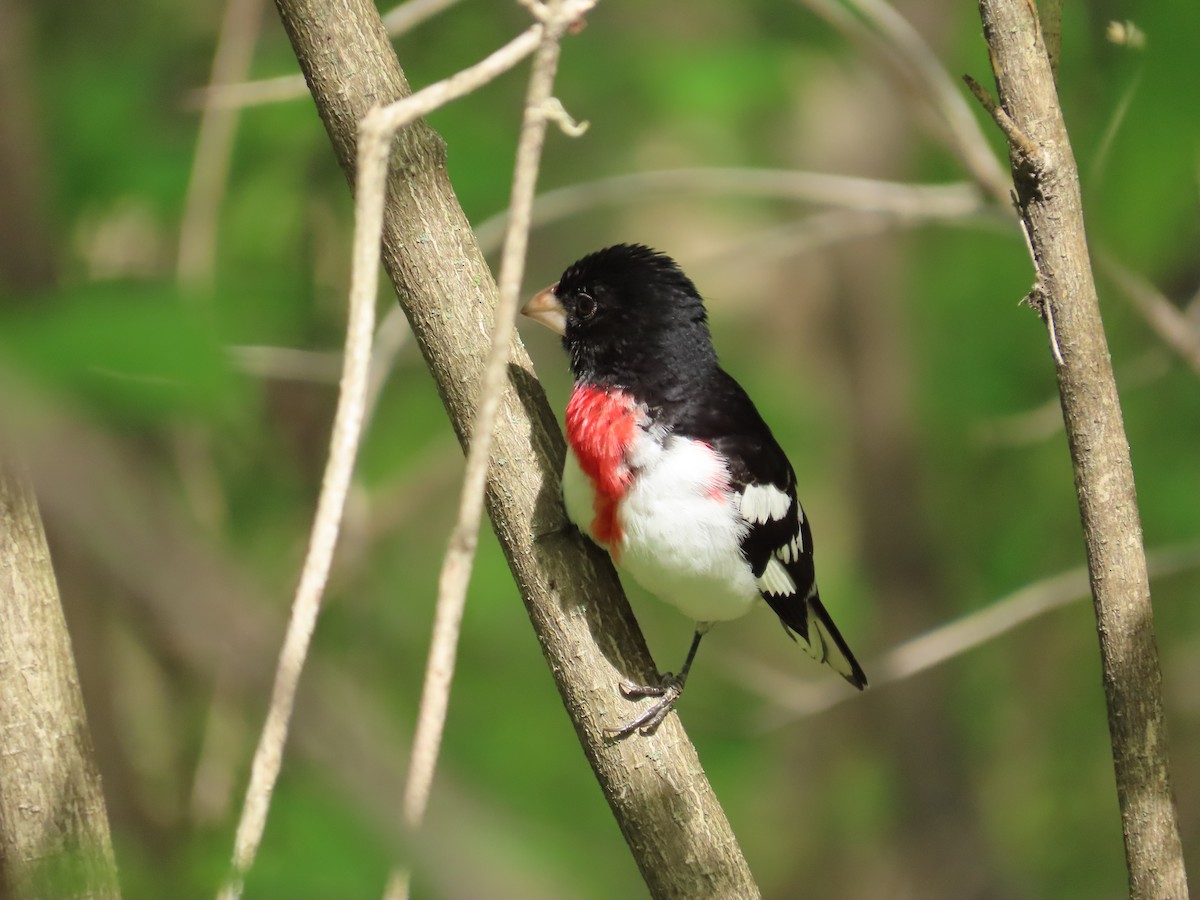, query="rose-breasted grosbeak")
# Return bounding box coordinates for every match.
[523,244,866,736]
